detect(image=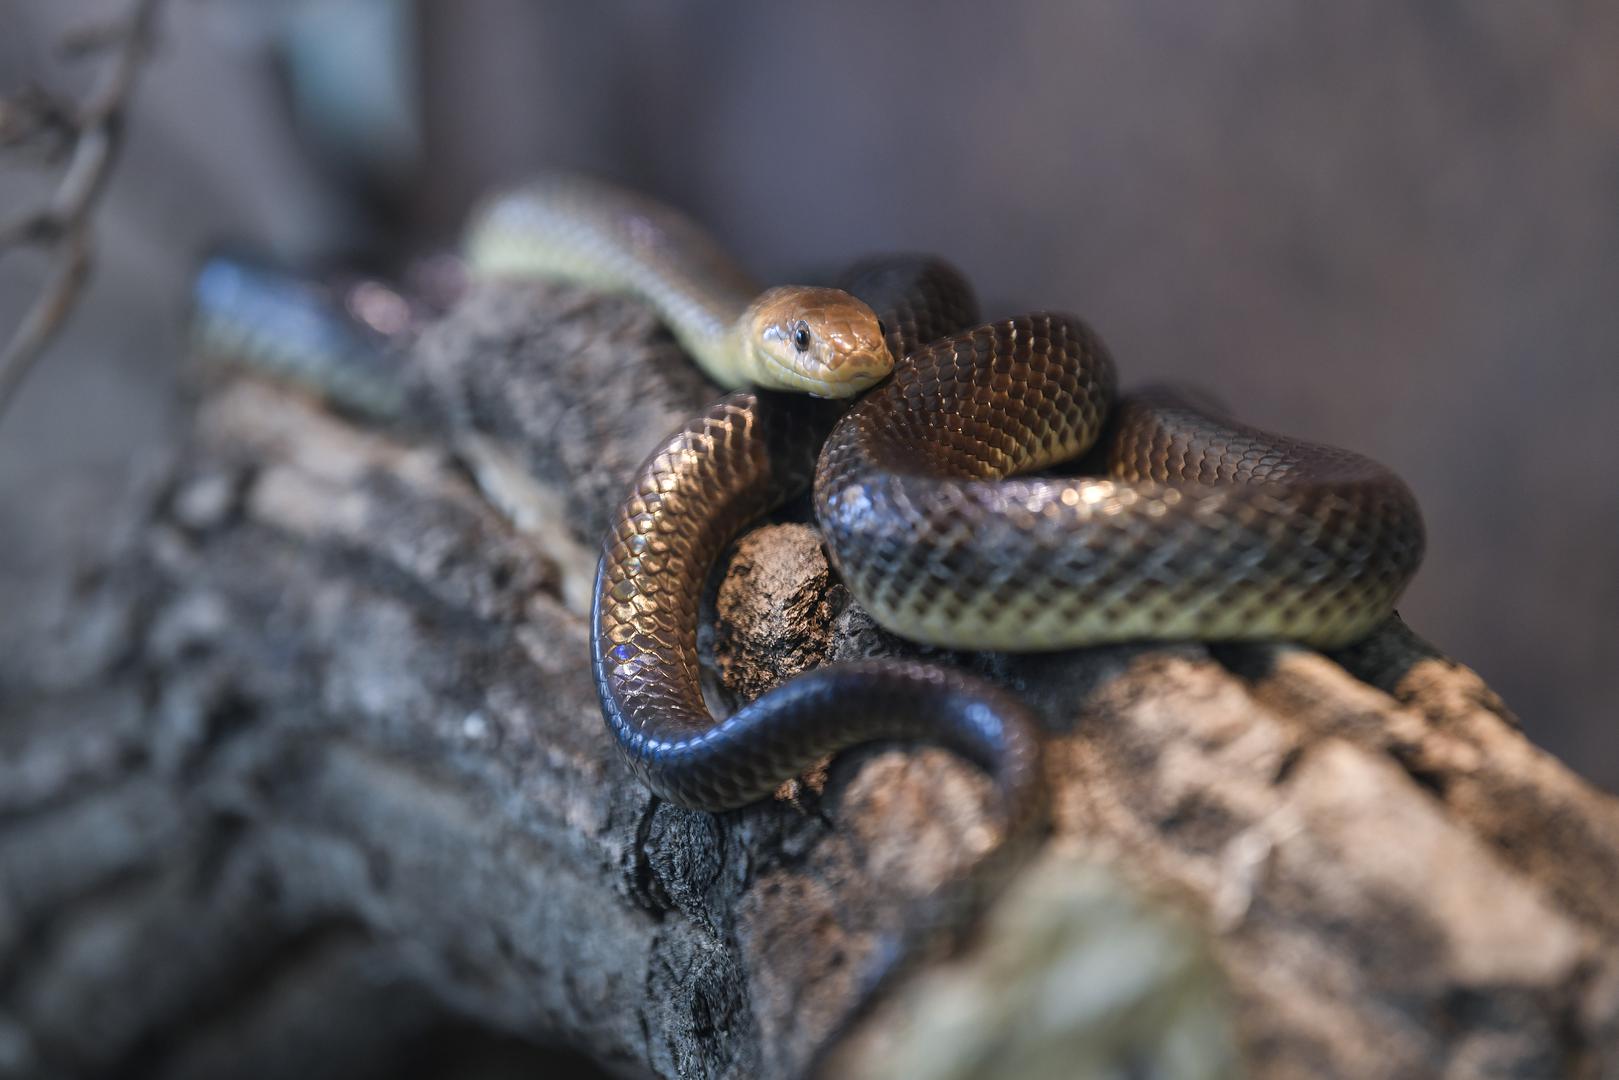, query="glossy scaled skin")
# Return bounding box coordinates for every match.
[591,260,1048,817]
[592,245,1425,814]
[201,179,1430,1055]
[816,320,1426,650]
